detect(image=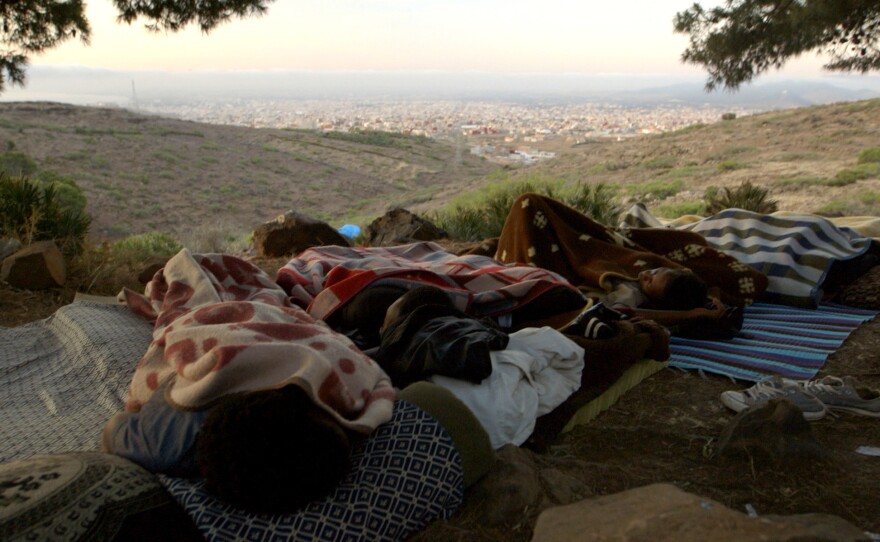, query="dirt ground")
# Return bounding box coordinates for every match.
[2,278,879,539]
